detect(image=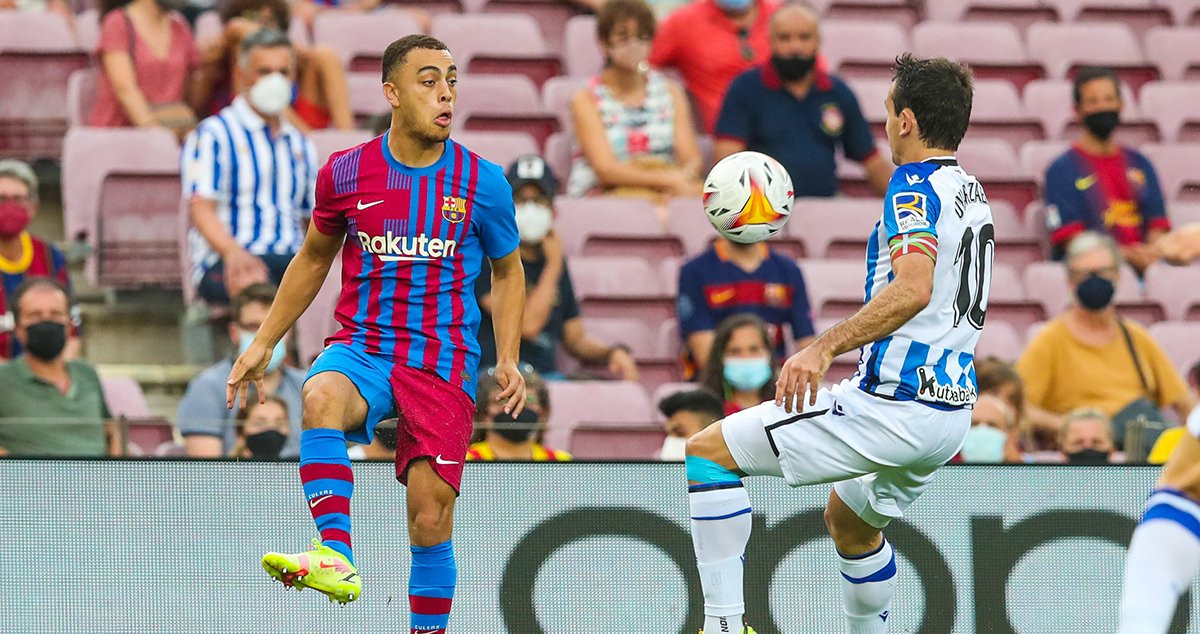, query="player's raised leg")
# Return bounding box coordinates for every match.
[405,459,458,634]
[1119,430,1200,633]
[825,489,896,634]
